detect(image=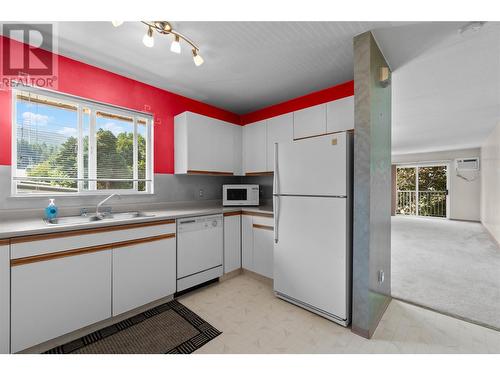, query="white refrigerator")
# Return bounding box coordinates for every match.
[273,131,352,326]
